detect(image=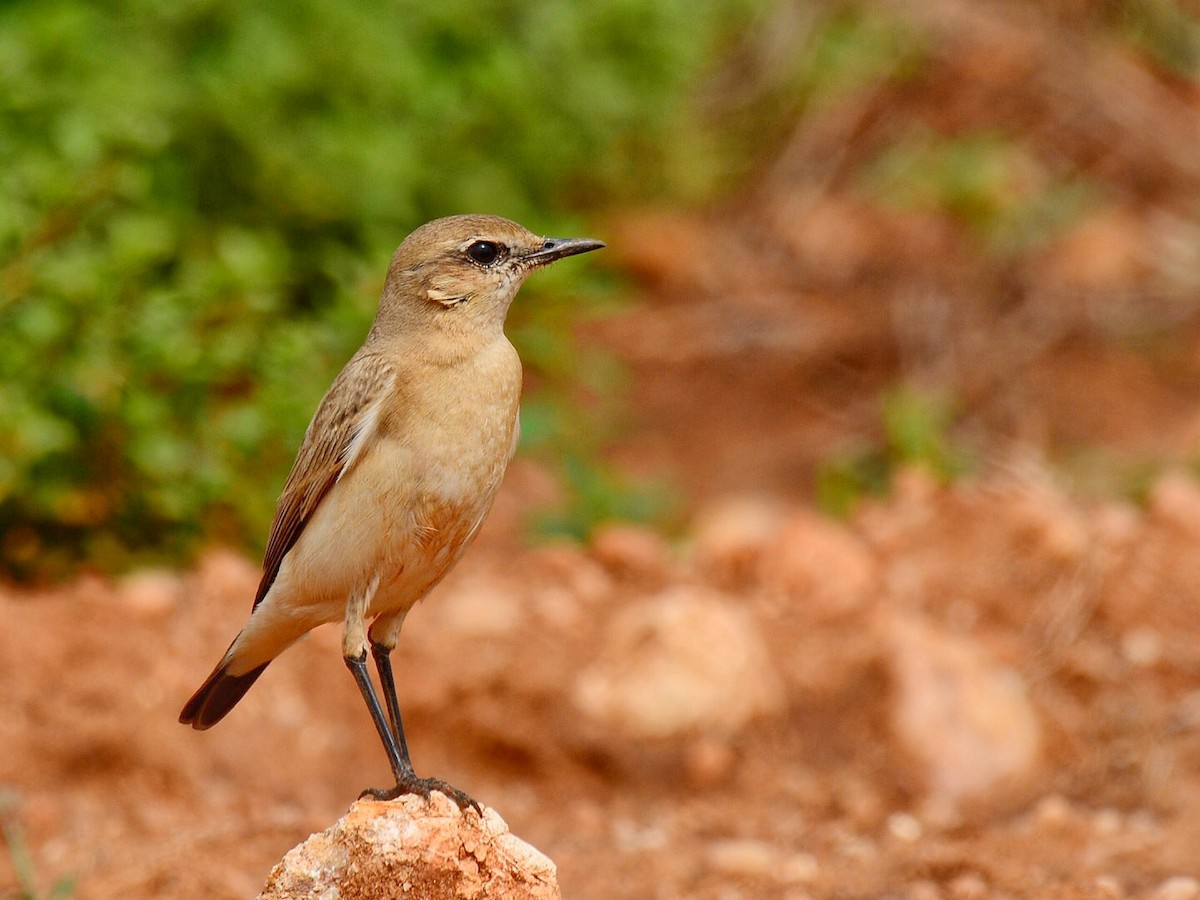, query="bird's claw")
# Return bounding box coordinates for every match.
[359,776,482,816]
